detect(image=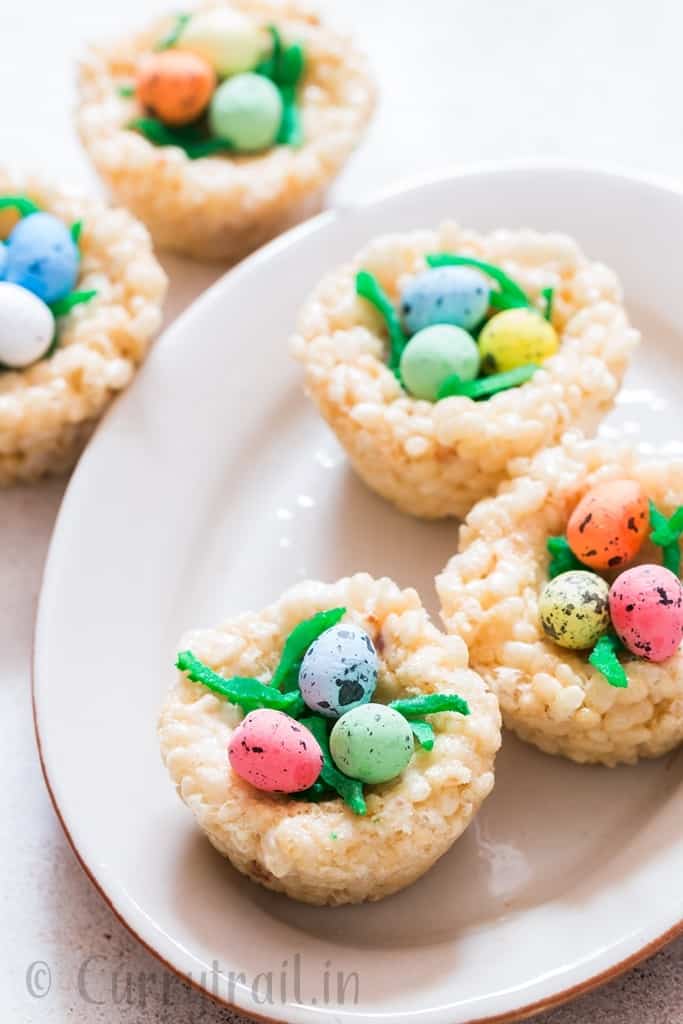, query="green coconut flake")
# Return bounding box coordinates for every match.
[176,650,305,715]
[409,719,435,751]
[129,117,236,158]
[546,535,584,579]
[271,607,346,692]
[70,221,83,244]
[50,290,97,317]
[292,778,333,803]
[389,693,470,718]
[256,28,305,146]
[542,286,555,322]
[437,364,538,402]
[649,500,683,576]
[117,83,136,98]
[256,25,283,79]
[589,633,629,689]
[426,253,531,310]
[356,269,408,374]
[280,42,306,87]
[277,88,303,147]
[0,195,40,218]
[155,11,191,50]
[300,715,367,816]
